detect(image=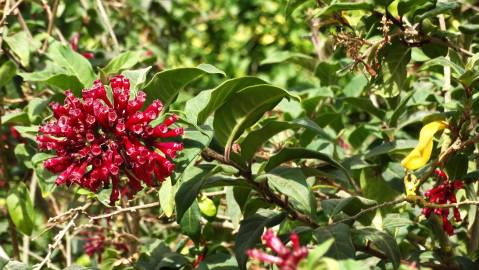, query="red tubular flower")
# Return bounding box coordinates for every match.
[422,169,464,235]
[37,76,183,204]
[247,230,308,270]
